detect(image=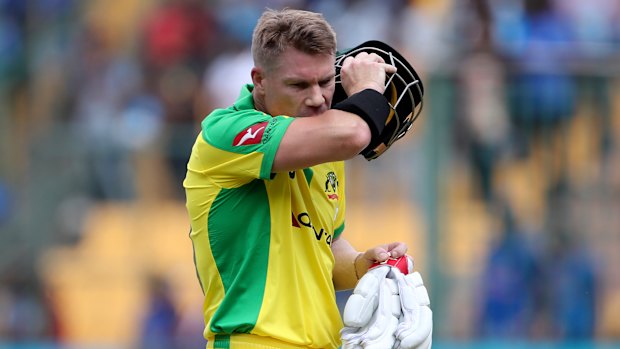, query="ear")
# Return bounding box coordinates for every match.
[251,67,265,95]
